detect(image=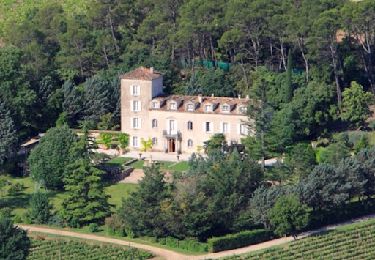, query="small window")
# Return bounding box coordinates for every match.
[205,122,212,133]
[152,102,159,109]
[205,104,212,112]
[132,100,140,111]
[222,122,229,133]
[222,105,230,112]
[132,136,139,147]
[152,137,157,145]
[187,121,193,130]
[240,124,248,135]
[170,102,177,110]
[152,119,158,128]
[239,106,247,114]
[187,139,193,147]
[187,103,194,111]
[132,85,140,96]
[132,117,140,129]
